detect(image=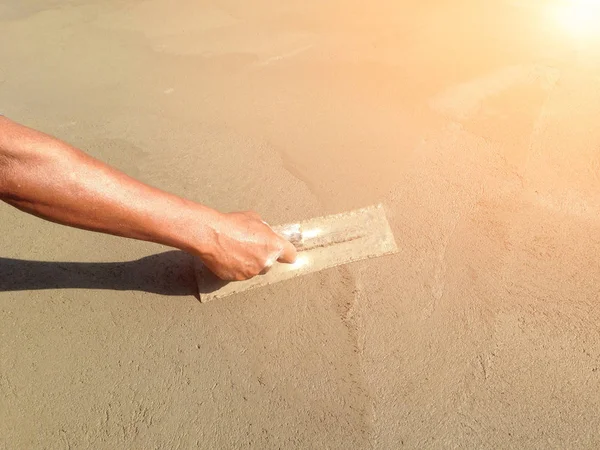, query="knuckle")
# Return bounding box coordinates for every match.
[238,267,259,281]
